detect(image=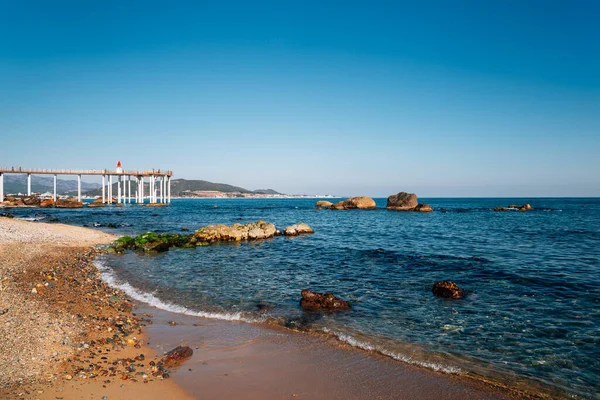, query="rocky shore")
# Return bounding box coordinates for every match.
[0,217,190,399]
